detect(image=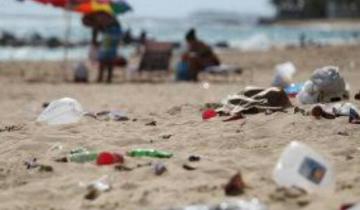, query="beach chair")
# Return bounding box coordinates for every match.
[138,41,173,81]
